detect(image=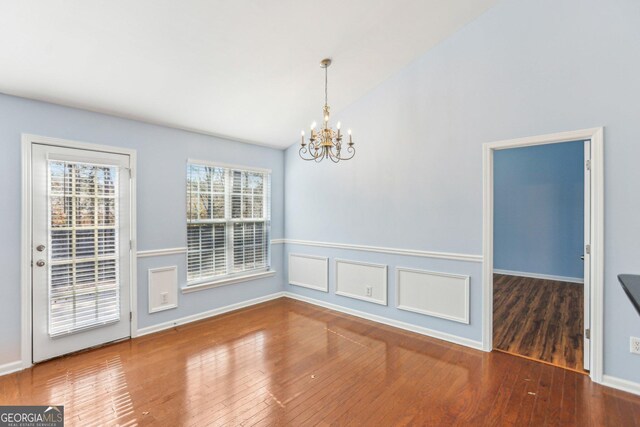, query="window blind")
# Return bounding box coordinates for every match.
[48,161,121,337]
[187,163,270,283]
